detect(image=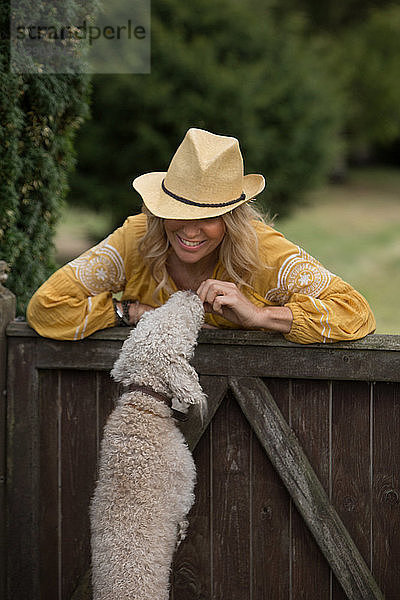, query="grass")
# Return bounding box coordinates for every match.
[56,167,400,334]
[55,206,112,266]
[275,168,400,334]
